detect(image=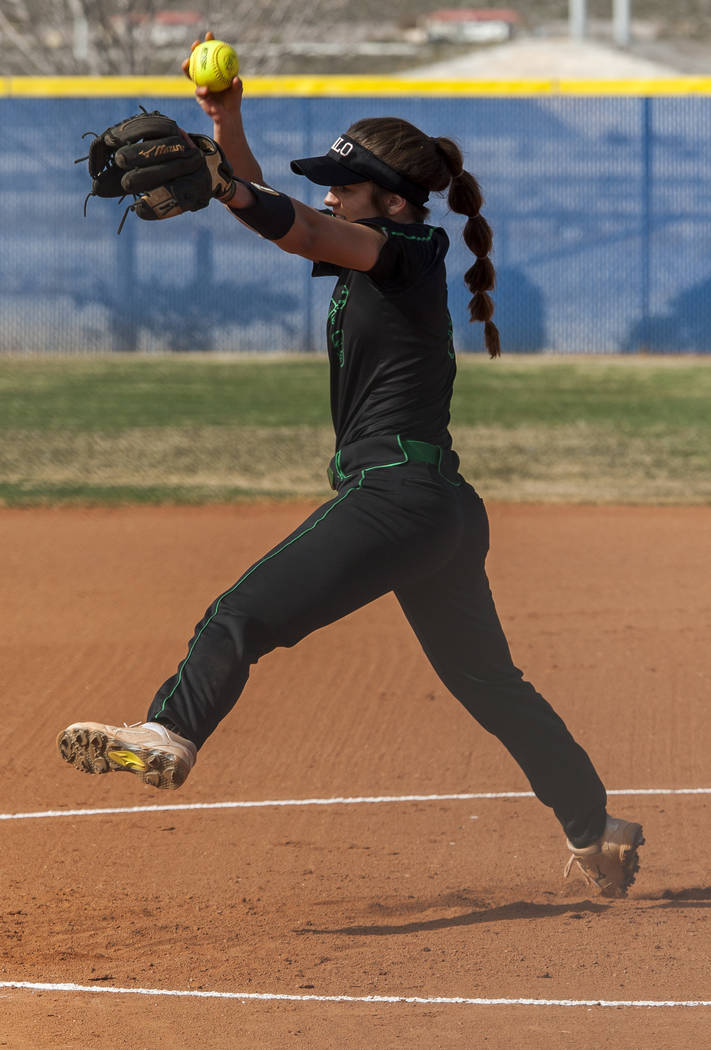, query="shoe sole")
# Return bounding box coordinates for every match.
[57,725,190,790]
